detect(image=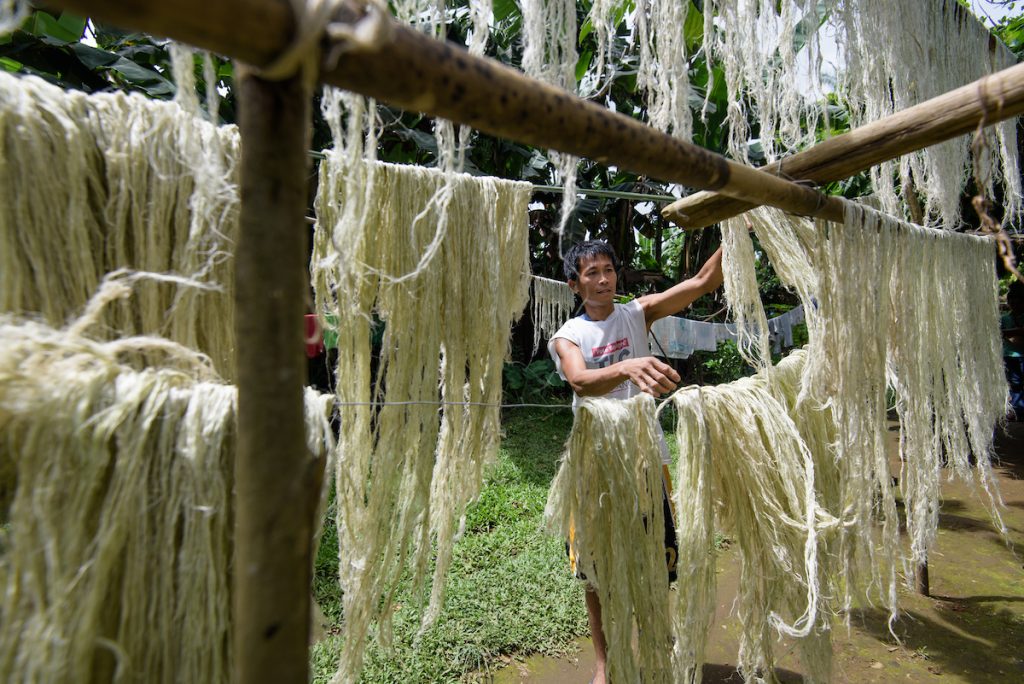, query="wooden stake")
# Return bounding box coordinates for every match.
[663,66,1024,229]
[233,68,316,684]
[916,558,930,596]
